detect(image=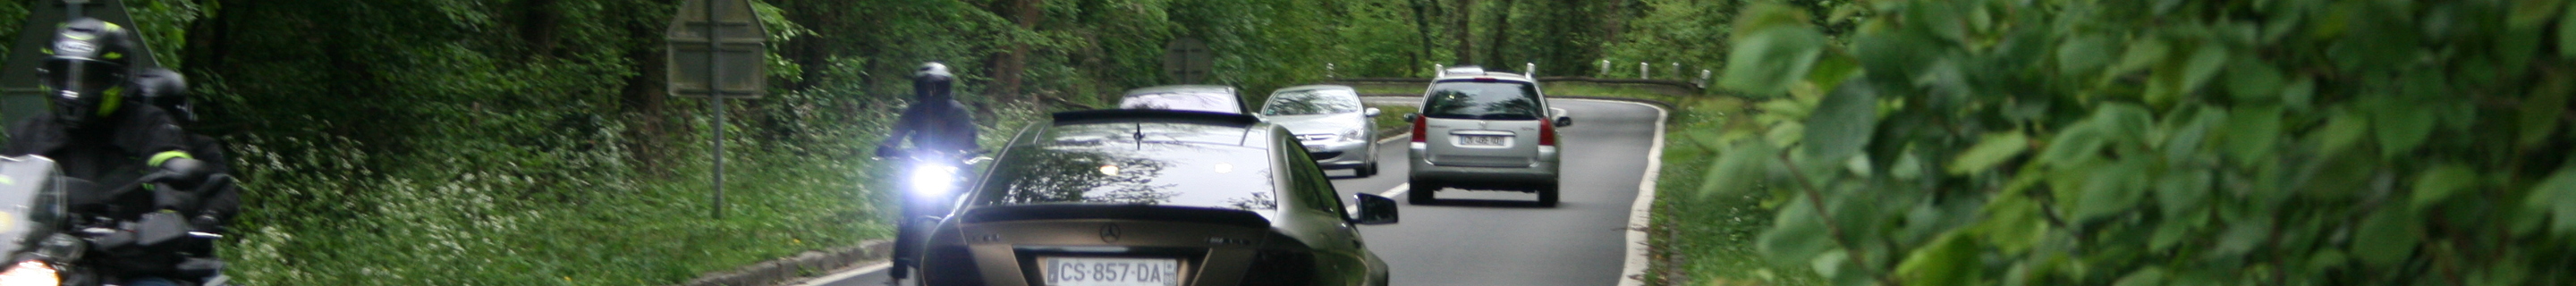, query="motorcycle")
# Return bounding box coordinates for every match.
[0,156,232,286]
[876,148,987,282]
